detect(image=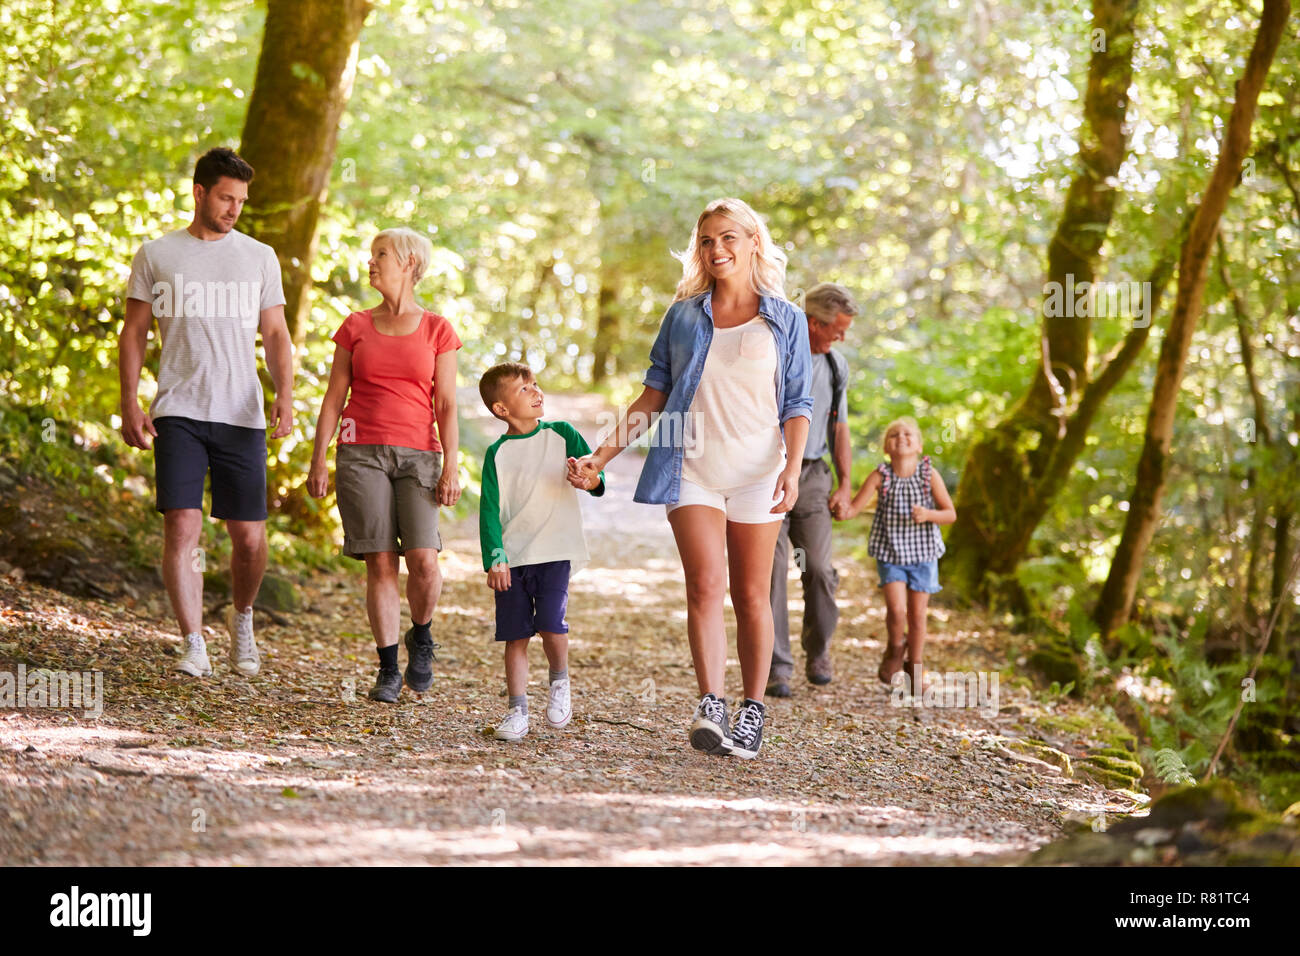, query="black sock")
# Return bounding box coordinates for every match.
[378,644,398,669]
[412,619,432,639]
[743,697,766,713]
